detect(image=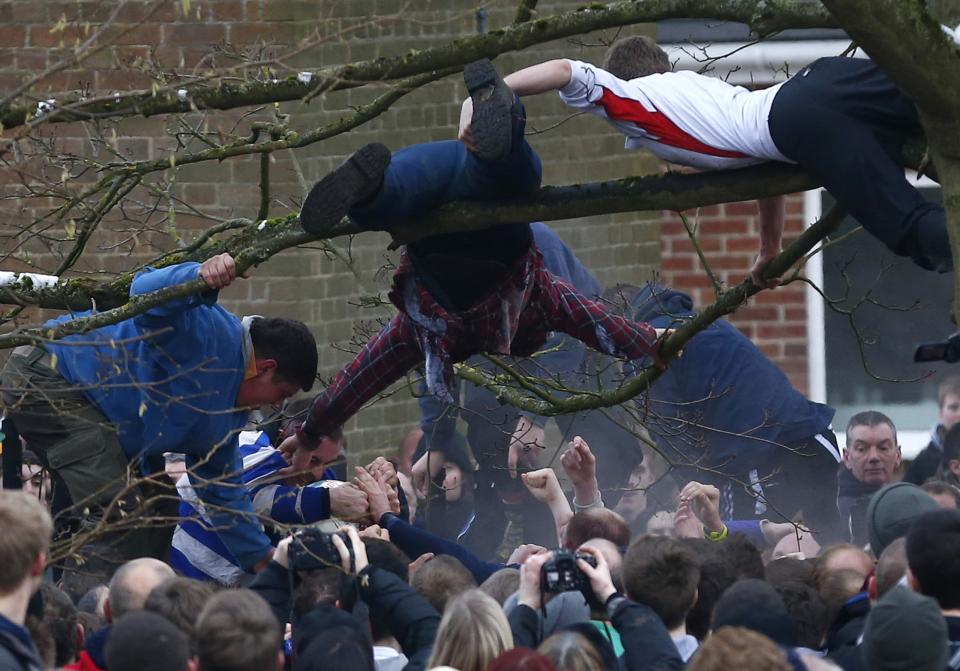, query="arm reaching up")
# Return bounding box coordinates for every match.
[561,436,602,510]
[521,467,573,545]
